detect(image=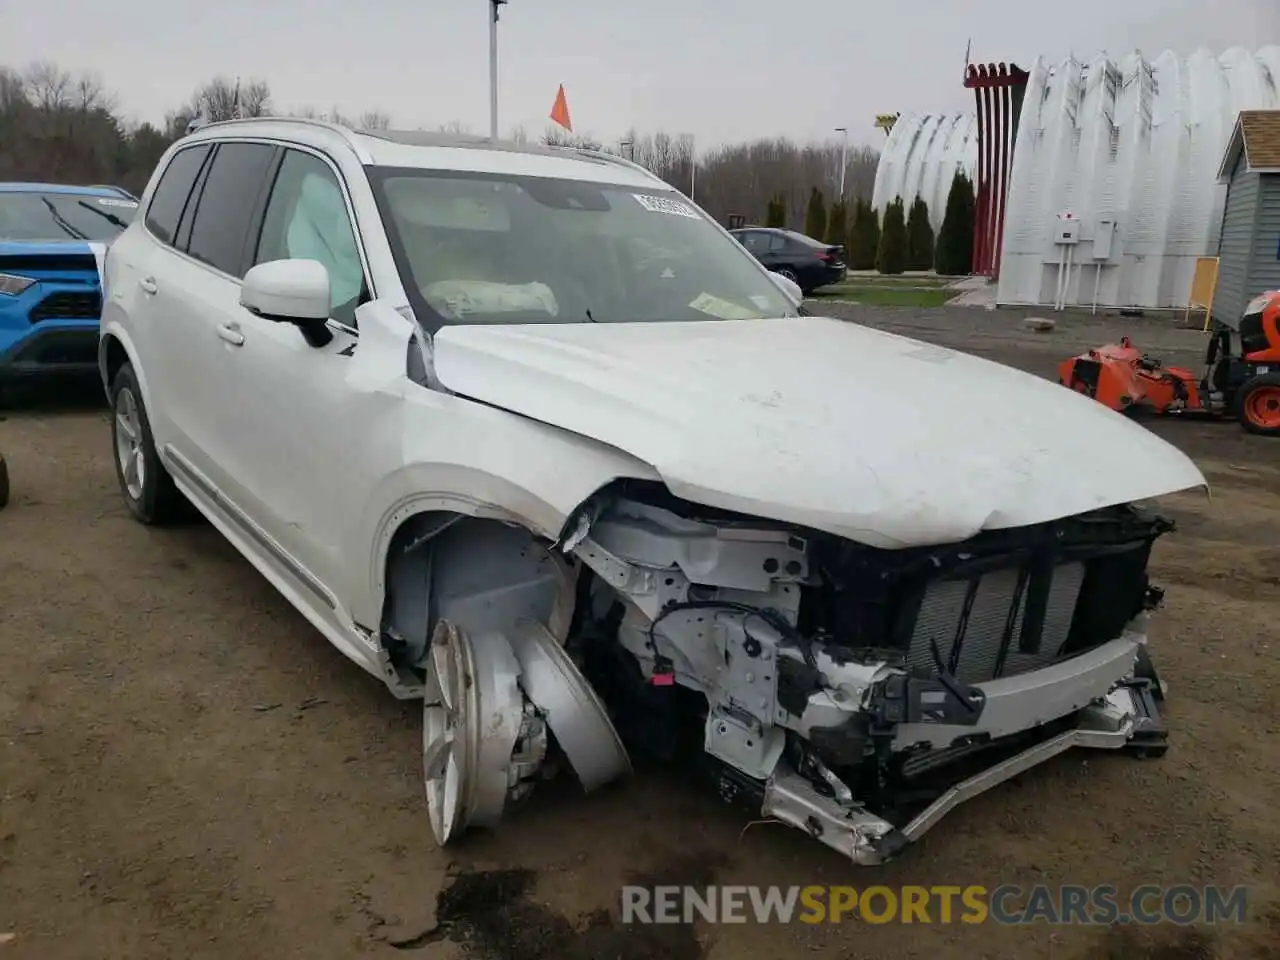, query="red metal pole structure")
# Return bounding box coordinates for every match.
[964,61,1030,279]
